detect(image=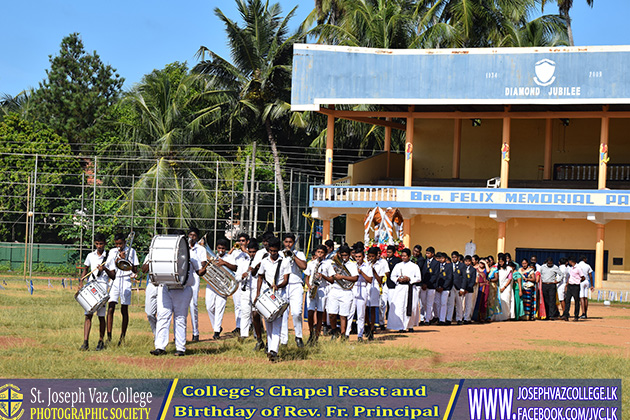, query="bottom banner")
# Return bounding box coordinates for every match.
[2,379,621,420]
